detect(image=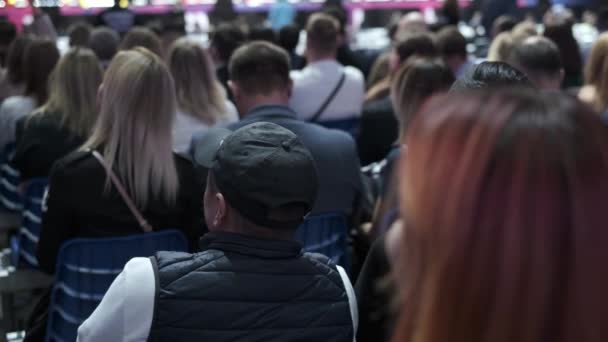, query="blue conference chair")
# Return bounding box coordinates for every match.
[10,178,48,268]
[318,118,360,137]
[45,230,188,342]
[0,143,23,212]
[295,212,350,271]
